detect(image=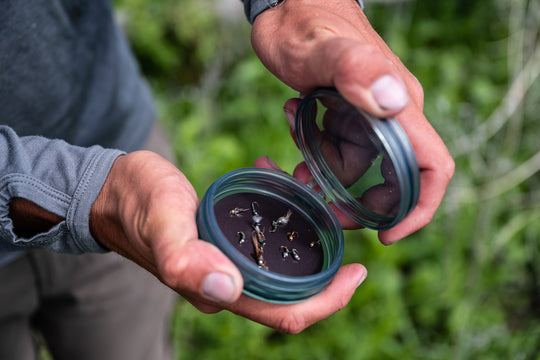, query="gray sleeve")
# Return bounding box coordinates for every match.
[242,0,273,24]
[0,125,124,254]
[241,0,364,24]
